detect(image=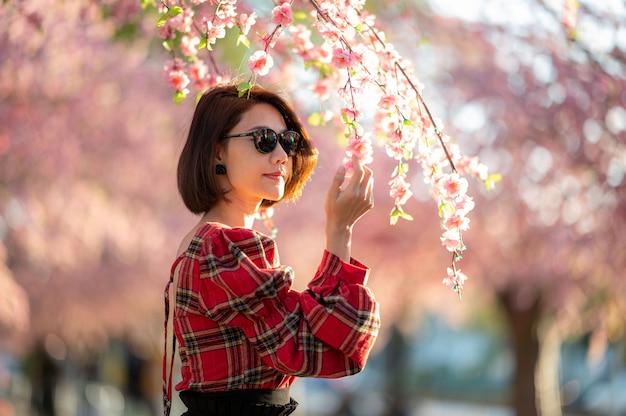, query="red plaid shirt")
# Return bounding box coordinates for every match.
[163,223,380,406]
